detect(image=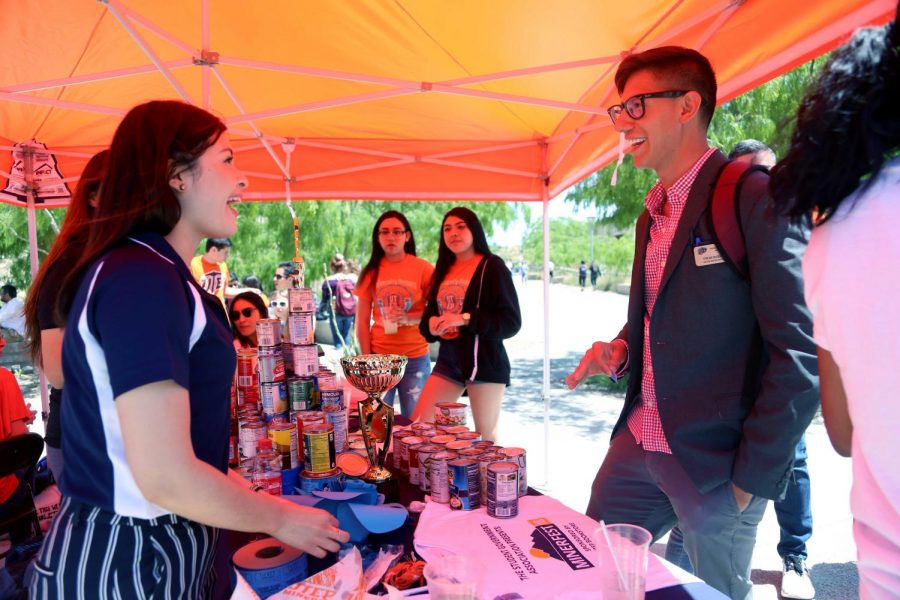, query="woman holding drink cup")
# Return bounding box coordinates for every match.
[413,207,521,442]
[356,210,434,417]
[29,100,348,598]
